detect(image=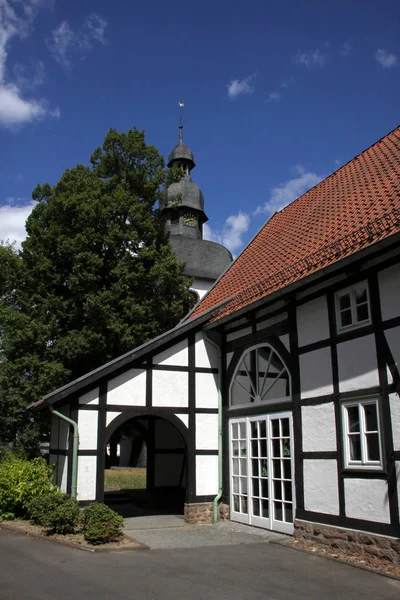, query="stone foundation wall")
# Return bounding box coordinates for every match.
[295,519,400,563]
[184,502,230,524]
